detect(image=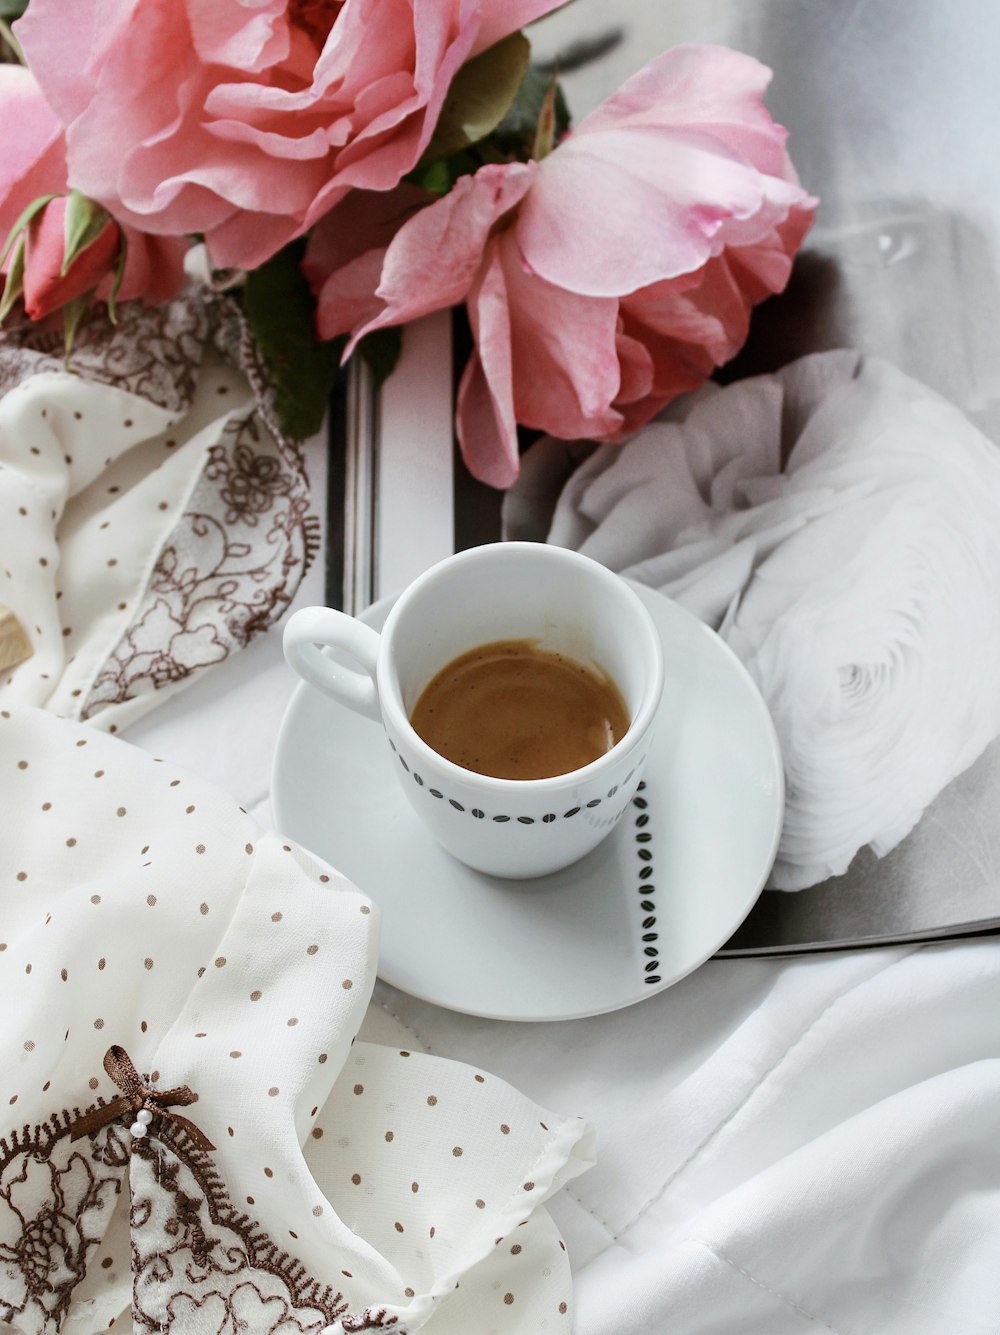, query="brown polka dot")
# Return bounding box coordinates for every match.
[158,502,168,511]
[312,1205,323,1217]
[341,978,352,989]
[351,1173,361,1185]
[353,1084,364,1096]
[101,1257,112,1270]
[41,802,51,811]
[197,966,206,977]
[559,1302,568,1314]
[93,770,104,778]
[89,1078,99,1090]
[23,1040,34,1052]
[144,958,154,970]
[60,969,67,981]
[195,1032,207,1039]
[227,1128,234,1137]
[200,903,209,915]
[186,805,195,814]
[263,1167,273,1178]
[90,895,101,904]
[195,844,206,854]
[16,872,26,882]
[141,1021,148,1033]
[98,958,106,970]
[523,1181,535,1191]
[404,1287,414,1298]
[271,912,282,922]
[116,807,126,817]
[311,1127,323,1140]
[141,845,149,854]
[17,760,27,770]
[247,1196,254,1205]
[268,1087,279,1097]
[342,1270,353,1279]
[93,1019,105,1032]
[384,1131,394,1143]
[146,895,156,906]
[474,1074,485,1083]
[214,957,226,968]
[399,1050,410,1057]
[9,1095,17,1106]
[452,1146,463,1157]
[25,964,31,974]
[250,990,262,1002]
[476,1199,486,1209]
[511,1243,522,1254]
[319,874,330,883]
[230,1051,242,1059]
[427,1095,438,1106]
[306,944,318,956]
[170,779,181,787]
[286,1017,298,1027]
[66,837,76,847]
[500,1124,510,1135]
[245,843,253,855]
[317,1053,327,1063]
[394,1221,404,1233]
[62,627,71,637]
[360,905,371,914]
[429,1226,436,1238]
[504,1293,514,1305]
